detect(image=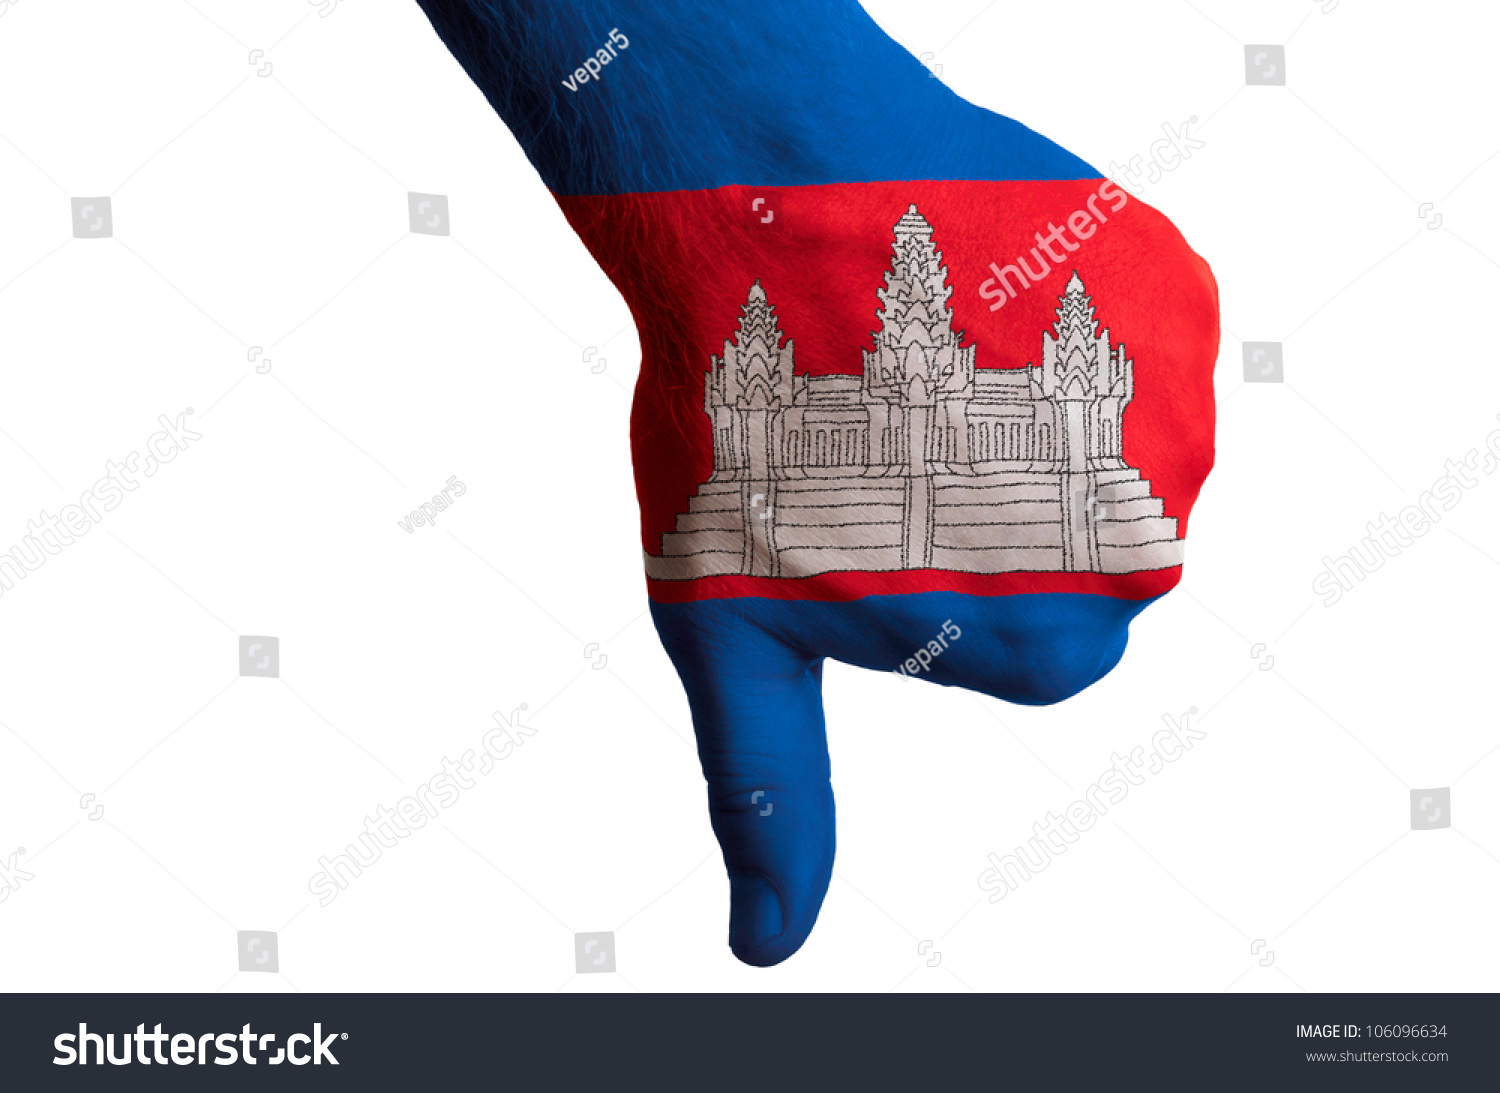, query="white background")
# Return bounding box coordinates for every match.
[1,0,1497,993]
